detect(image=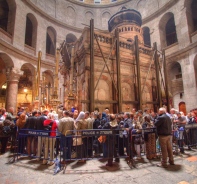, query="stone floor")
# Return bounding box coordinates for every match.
[0,148,197,184]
